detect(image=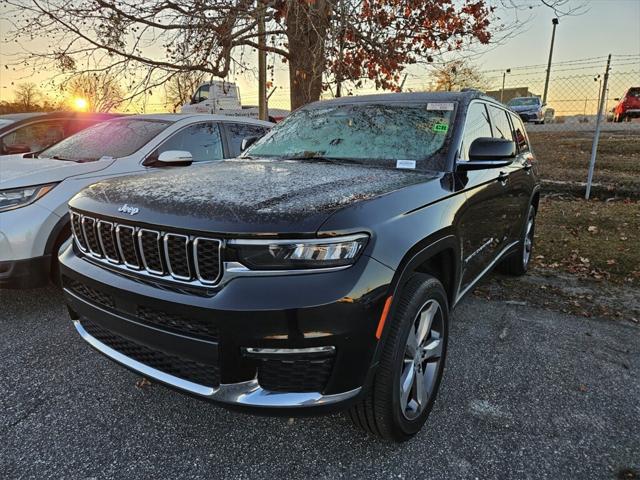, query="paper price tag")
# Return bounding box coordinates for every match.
[396,160,416,169]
